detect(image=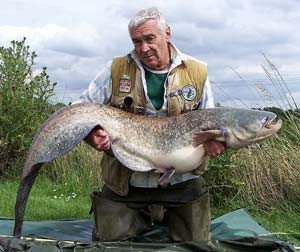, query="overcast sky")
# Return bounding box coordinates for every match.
[1,0,300,109]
